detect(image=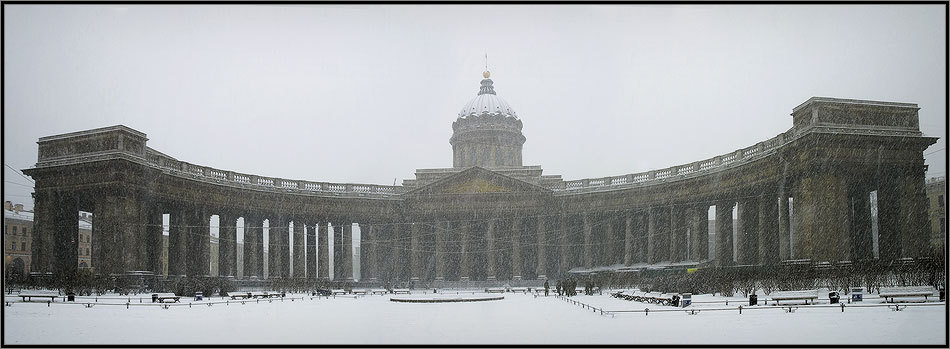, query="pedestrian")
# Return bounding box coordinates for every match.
[543,280,549,297]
